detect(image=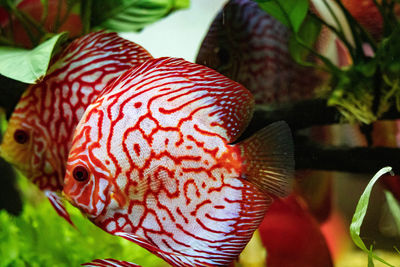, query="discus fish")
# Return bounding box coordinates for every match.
[196,0,323,104]
[63,57,294,266]
[0,31,152,224]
